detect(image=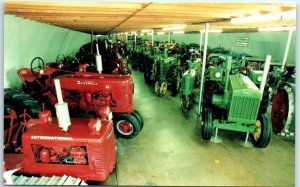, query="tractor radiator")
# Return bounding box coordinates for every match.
[228,74,262,124]
[181,72,195,95]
